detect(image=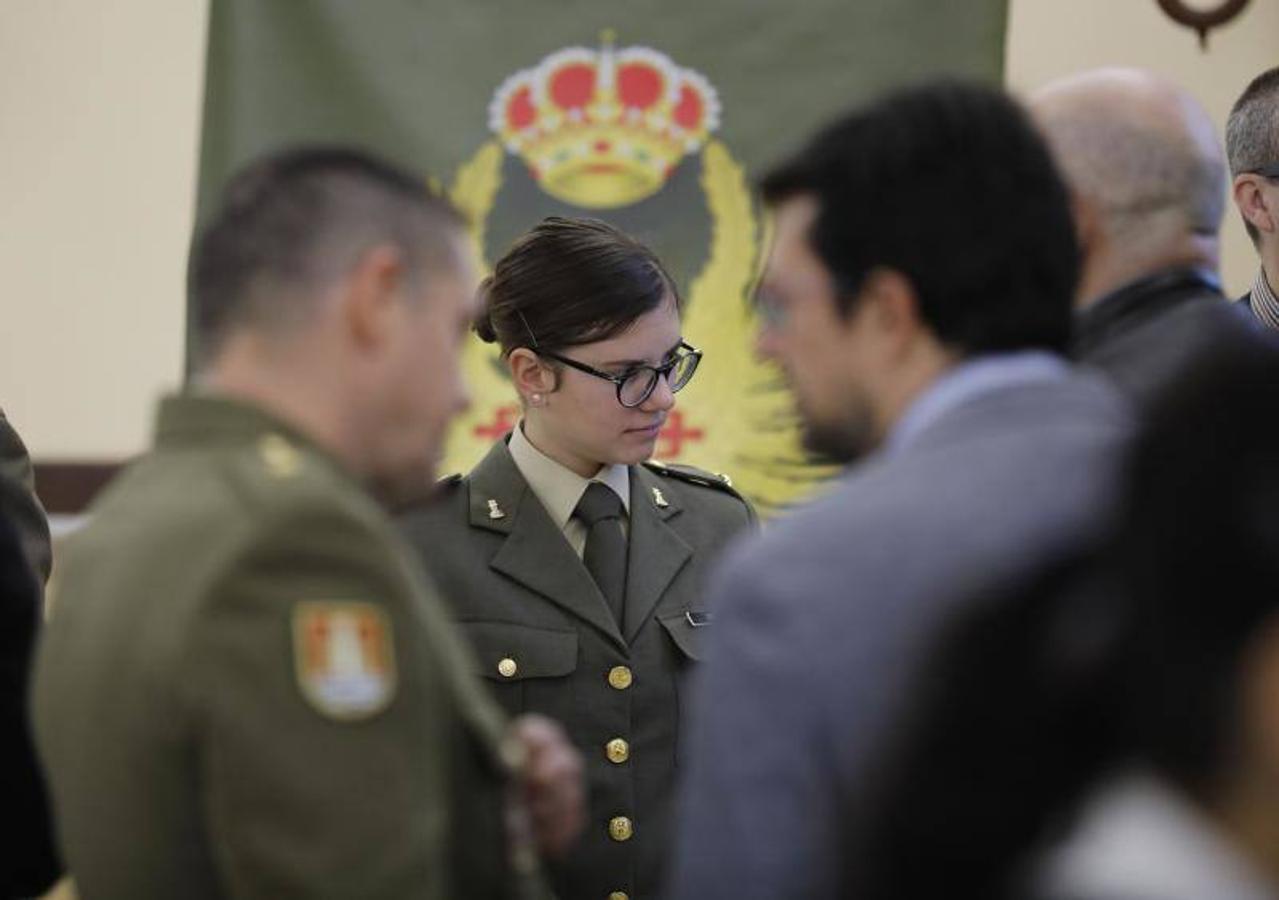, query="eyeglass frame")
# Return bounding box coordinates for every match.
[1247,163,1279,180]
[535,340,703,408]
